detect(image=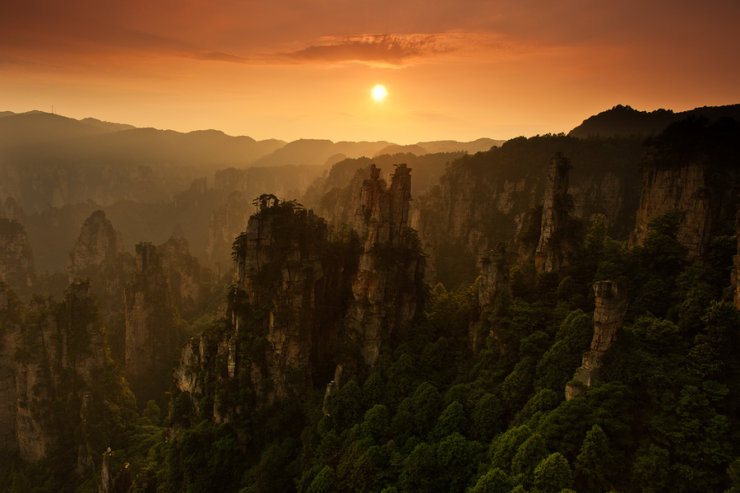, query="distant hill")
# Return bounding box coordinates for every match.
[1,110,506,172]
[0,111,123,149]
[374,144,429,156]
[80,127,285,168]
[373,139,503,158]
[569,104,740,138]
[416,138,503,154]
[0,111,286,167]
[251,139,393,167]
